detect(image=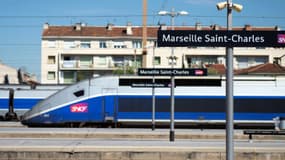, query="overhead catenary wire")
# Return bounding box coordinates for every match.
[0,24,284,28]
[0,14,284,19]
[0,14,283,29]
